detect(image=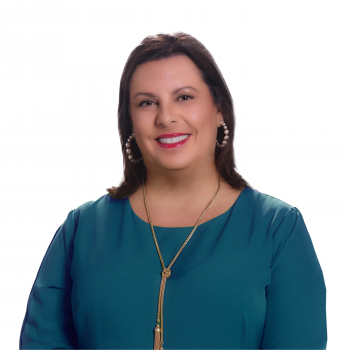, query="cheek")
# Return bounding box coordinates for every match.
[195,113,218,137]
[137,133,157,153]
[187,106,214,130]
